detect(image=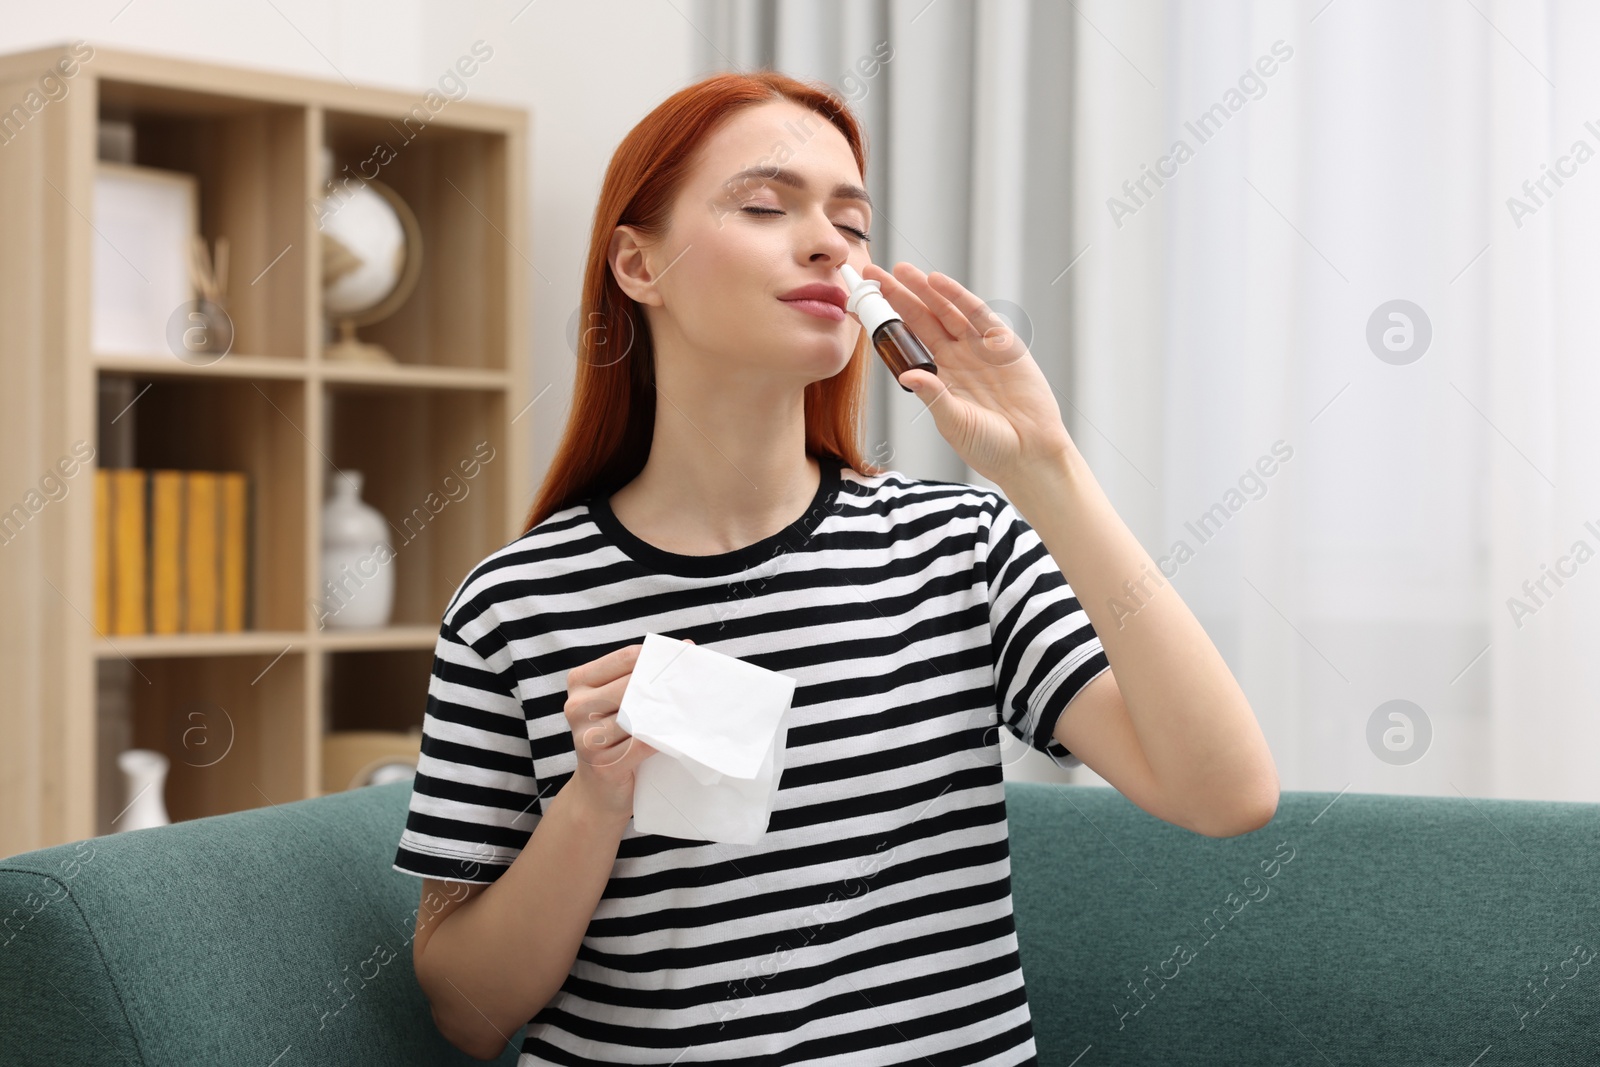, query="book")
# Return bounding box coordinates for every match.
[93,470,112,635]
[108,468,147,635]
[183,471,219,632]
[149,470,184,634]
[219,471,247,631]
[94,466,250,635]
